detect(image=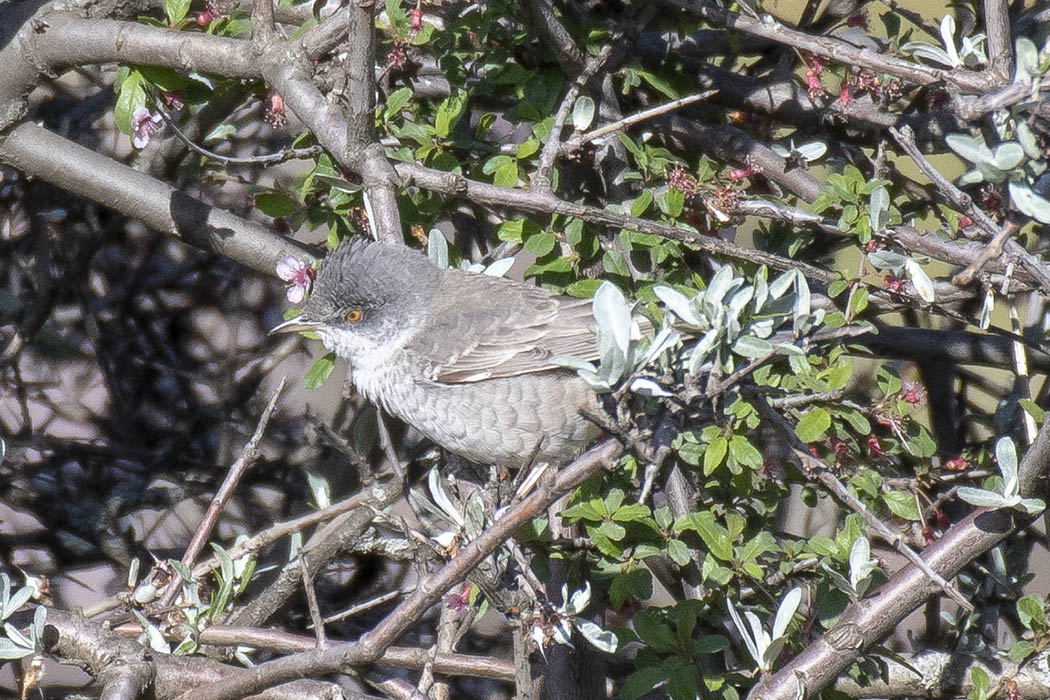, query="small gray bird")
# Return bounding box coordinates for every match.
[271,239,602,467]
